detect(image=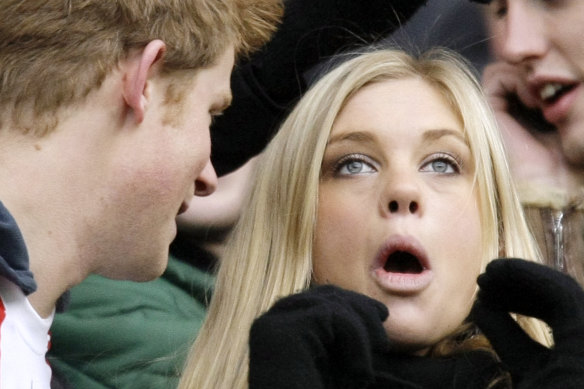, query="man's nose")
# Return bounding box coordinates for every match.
[194,160,218,197]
